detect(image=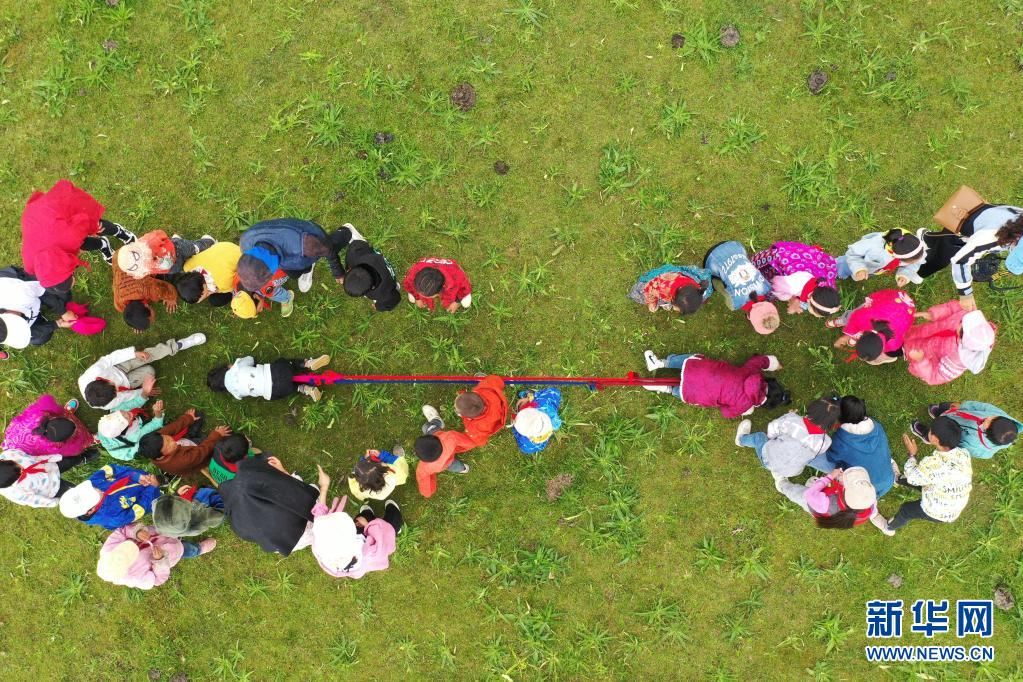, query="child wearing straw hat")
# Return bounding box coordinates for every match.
[96,523,216,590]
